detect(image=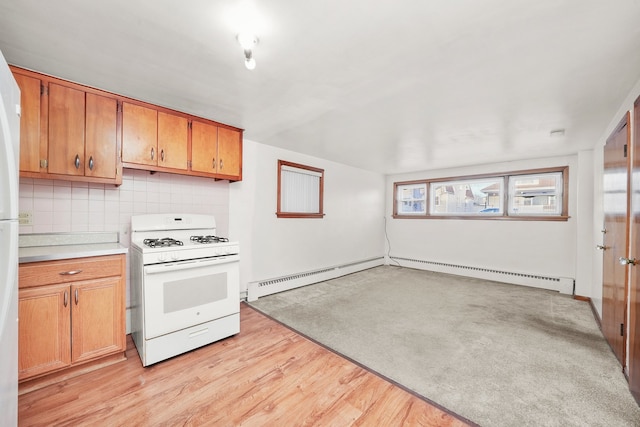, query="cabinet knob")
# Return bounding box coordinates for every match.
[151,147,155,161]
[212,158,215,170]
[220,159,223,170]
[75,288,79,305]
[64,290,68,308]
[161,149,165,162]
[74,154,80,169]
[88,156,94,171]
